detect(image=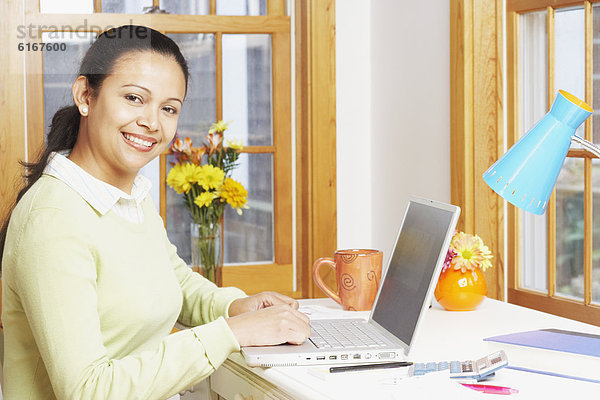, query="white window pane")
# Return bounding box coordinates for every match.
[166,154,193,264]
[224,153,274,264]
[167,34,216,141]
[553,7,585,300]
[222,34,273,146]
[555,7,586,139]
[165,34,216,265]
[555,159,585,300]
[102,0,153,13]
[520,10,548,292]
[159,0,210,15]
[42,32,96,139]
[591,4,600,304]
[40,0,93,13]
[592,159,600,304]
[217,0,266,16]
[521,11,548,132]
